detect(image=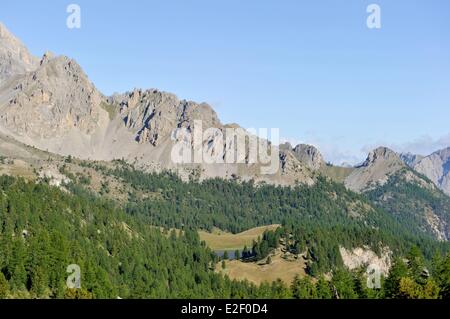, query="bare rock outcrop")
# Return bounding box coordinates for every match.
[414,147,450,196]
[0,54,105,139]
[0,23,318,185]
[0,22,39,83]
[109,89,221,146]
[292,144,325,170]
[279,143,324,171]
[400,152,424,168]
[345,147,405,192]
[340,246,392,277]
